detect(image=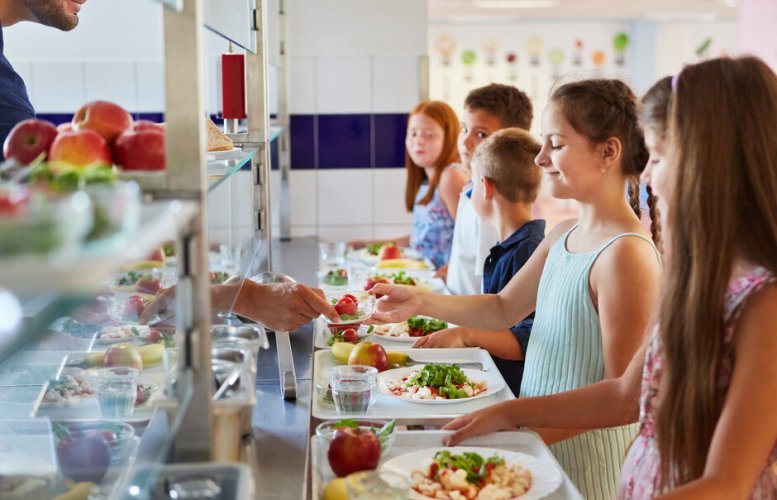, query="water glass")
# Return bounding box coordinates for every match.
[346,470,411,500]
[96,367,139,418]
[348,265,372,291]
[319,241,347,269]
[330,365,377,415]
